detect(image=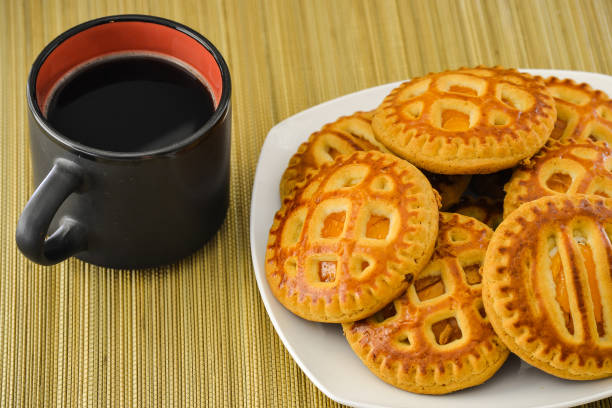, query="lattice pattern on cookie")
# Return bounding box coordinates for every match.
[343,213,508,394]
[545,77,612,144]
[267,151,439,323]
[483,195,612,380]
[279,110,388,198]
[504,138,612,218]
[372,66,556,174]
[452,196,503,229]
